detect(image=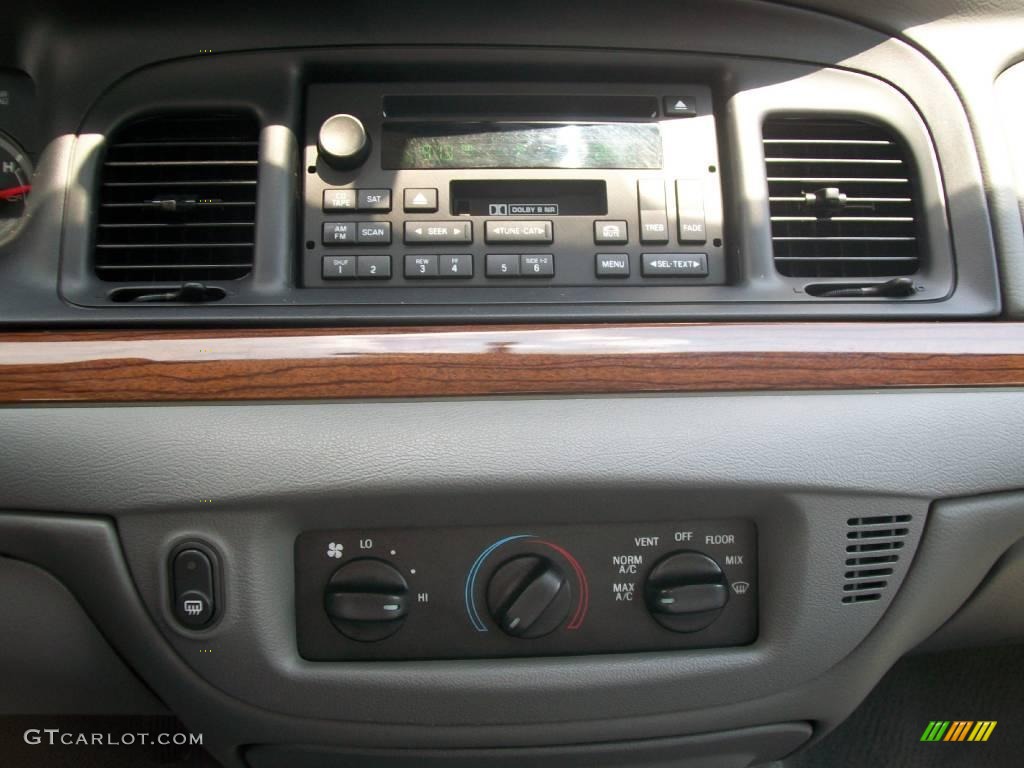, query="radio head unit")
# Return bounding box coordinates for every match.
[302,83,724,297]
